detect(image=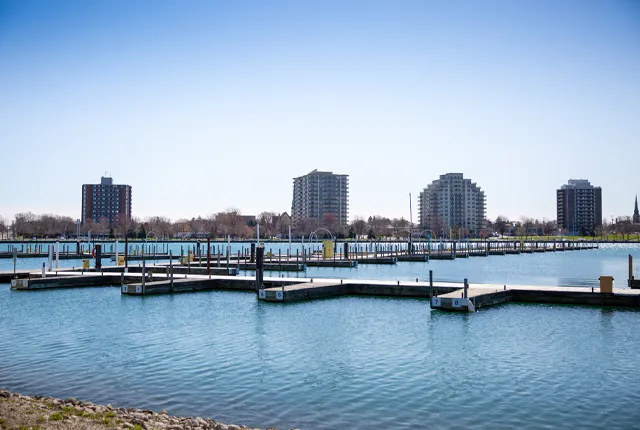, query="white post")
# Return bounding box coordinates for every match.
[55,241,59,269]
[115,240,119,266]
[227,234,231,267]
[48,245,53,272]
[288,225,292,257]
